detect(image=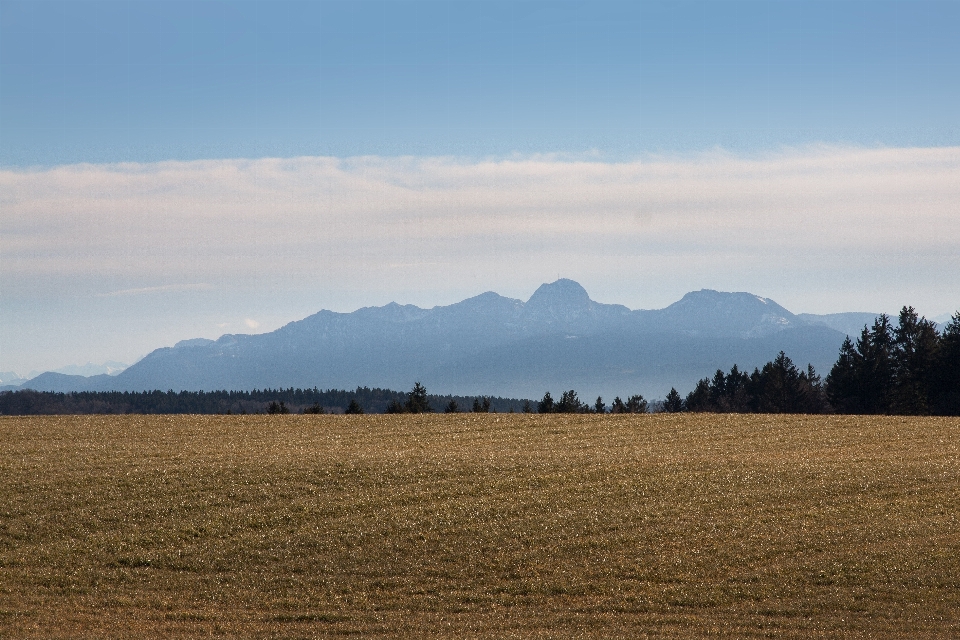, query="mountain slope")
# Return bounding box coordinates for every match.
[15,280,849,398]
